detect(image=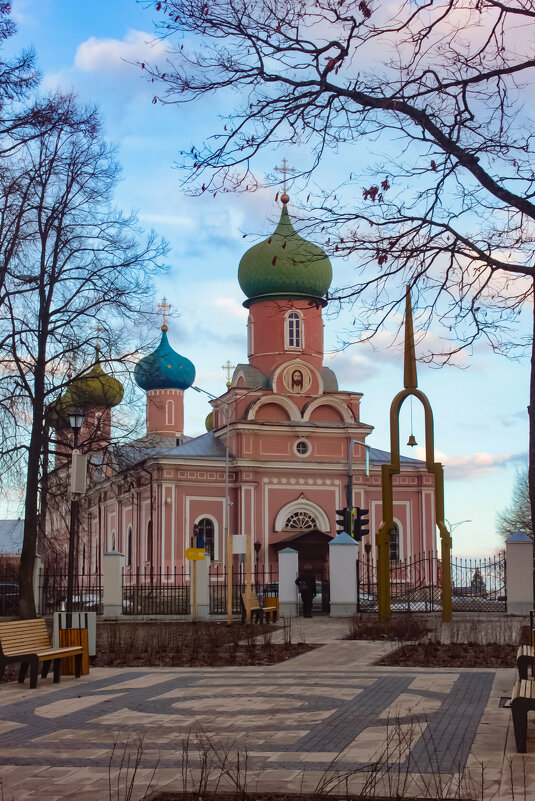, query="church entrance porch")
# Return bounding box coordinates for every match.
[270,529,331,613]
